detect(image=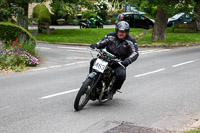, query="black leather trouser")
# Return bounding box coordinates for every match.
[89,58,126,92]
